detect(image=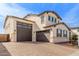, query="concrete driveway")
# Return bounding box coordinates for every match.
[0,43,11,56]
[2,42,79,56]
